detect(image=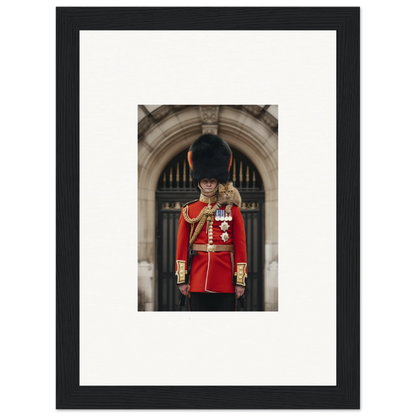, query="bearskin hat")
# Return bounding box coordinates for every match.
[187,134,232,185]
